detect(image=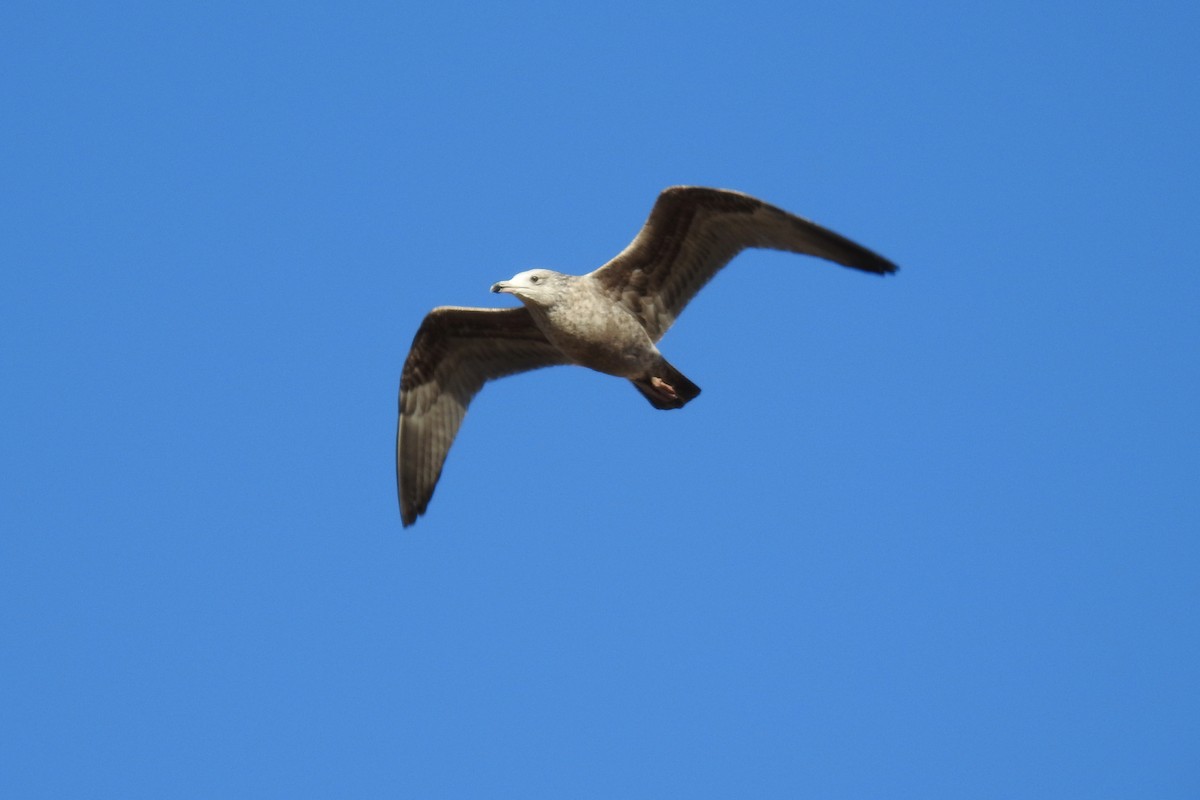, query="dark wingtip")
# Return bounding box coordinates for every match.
[400,500,423,528]
[400,493,432,528]
[852,251,899,276]
[856,247,900,276]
